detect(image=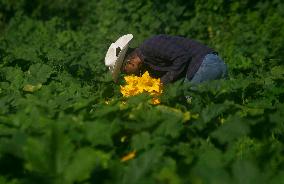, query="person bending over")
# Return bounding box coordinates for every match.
[122,34,227,85]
